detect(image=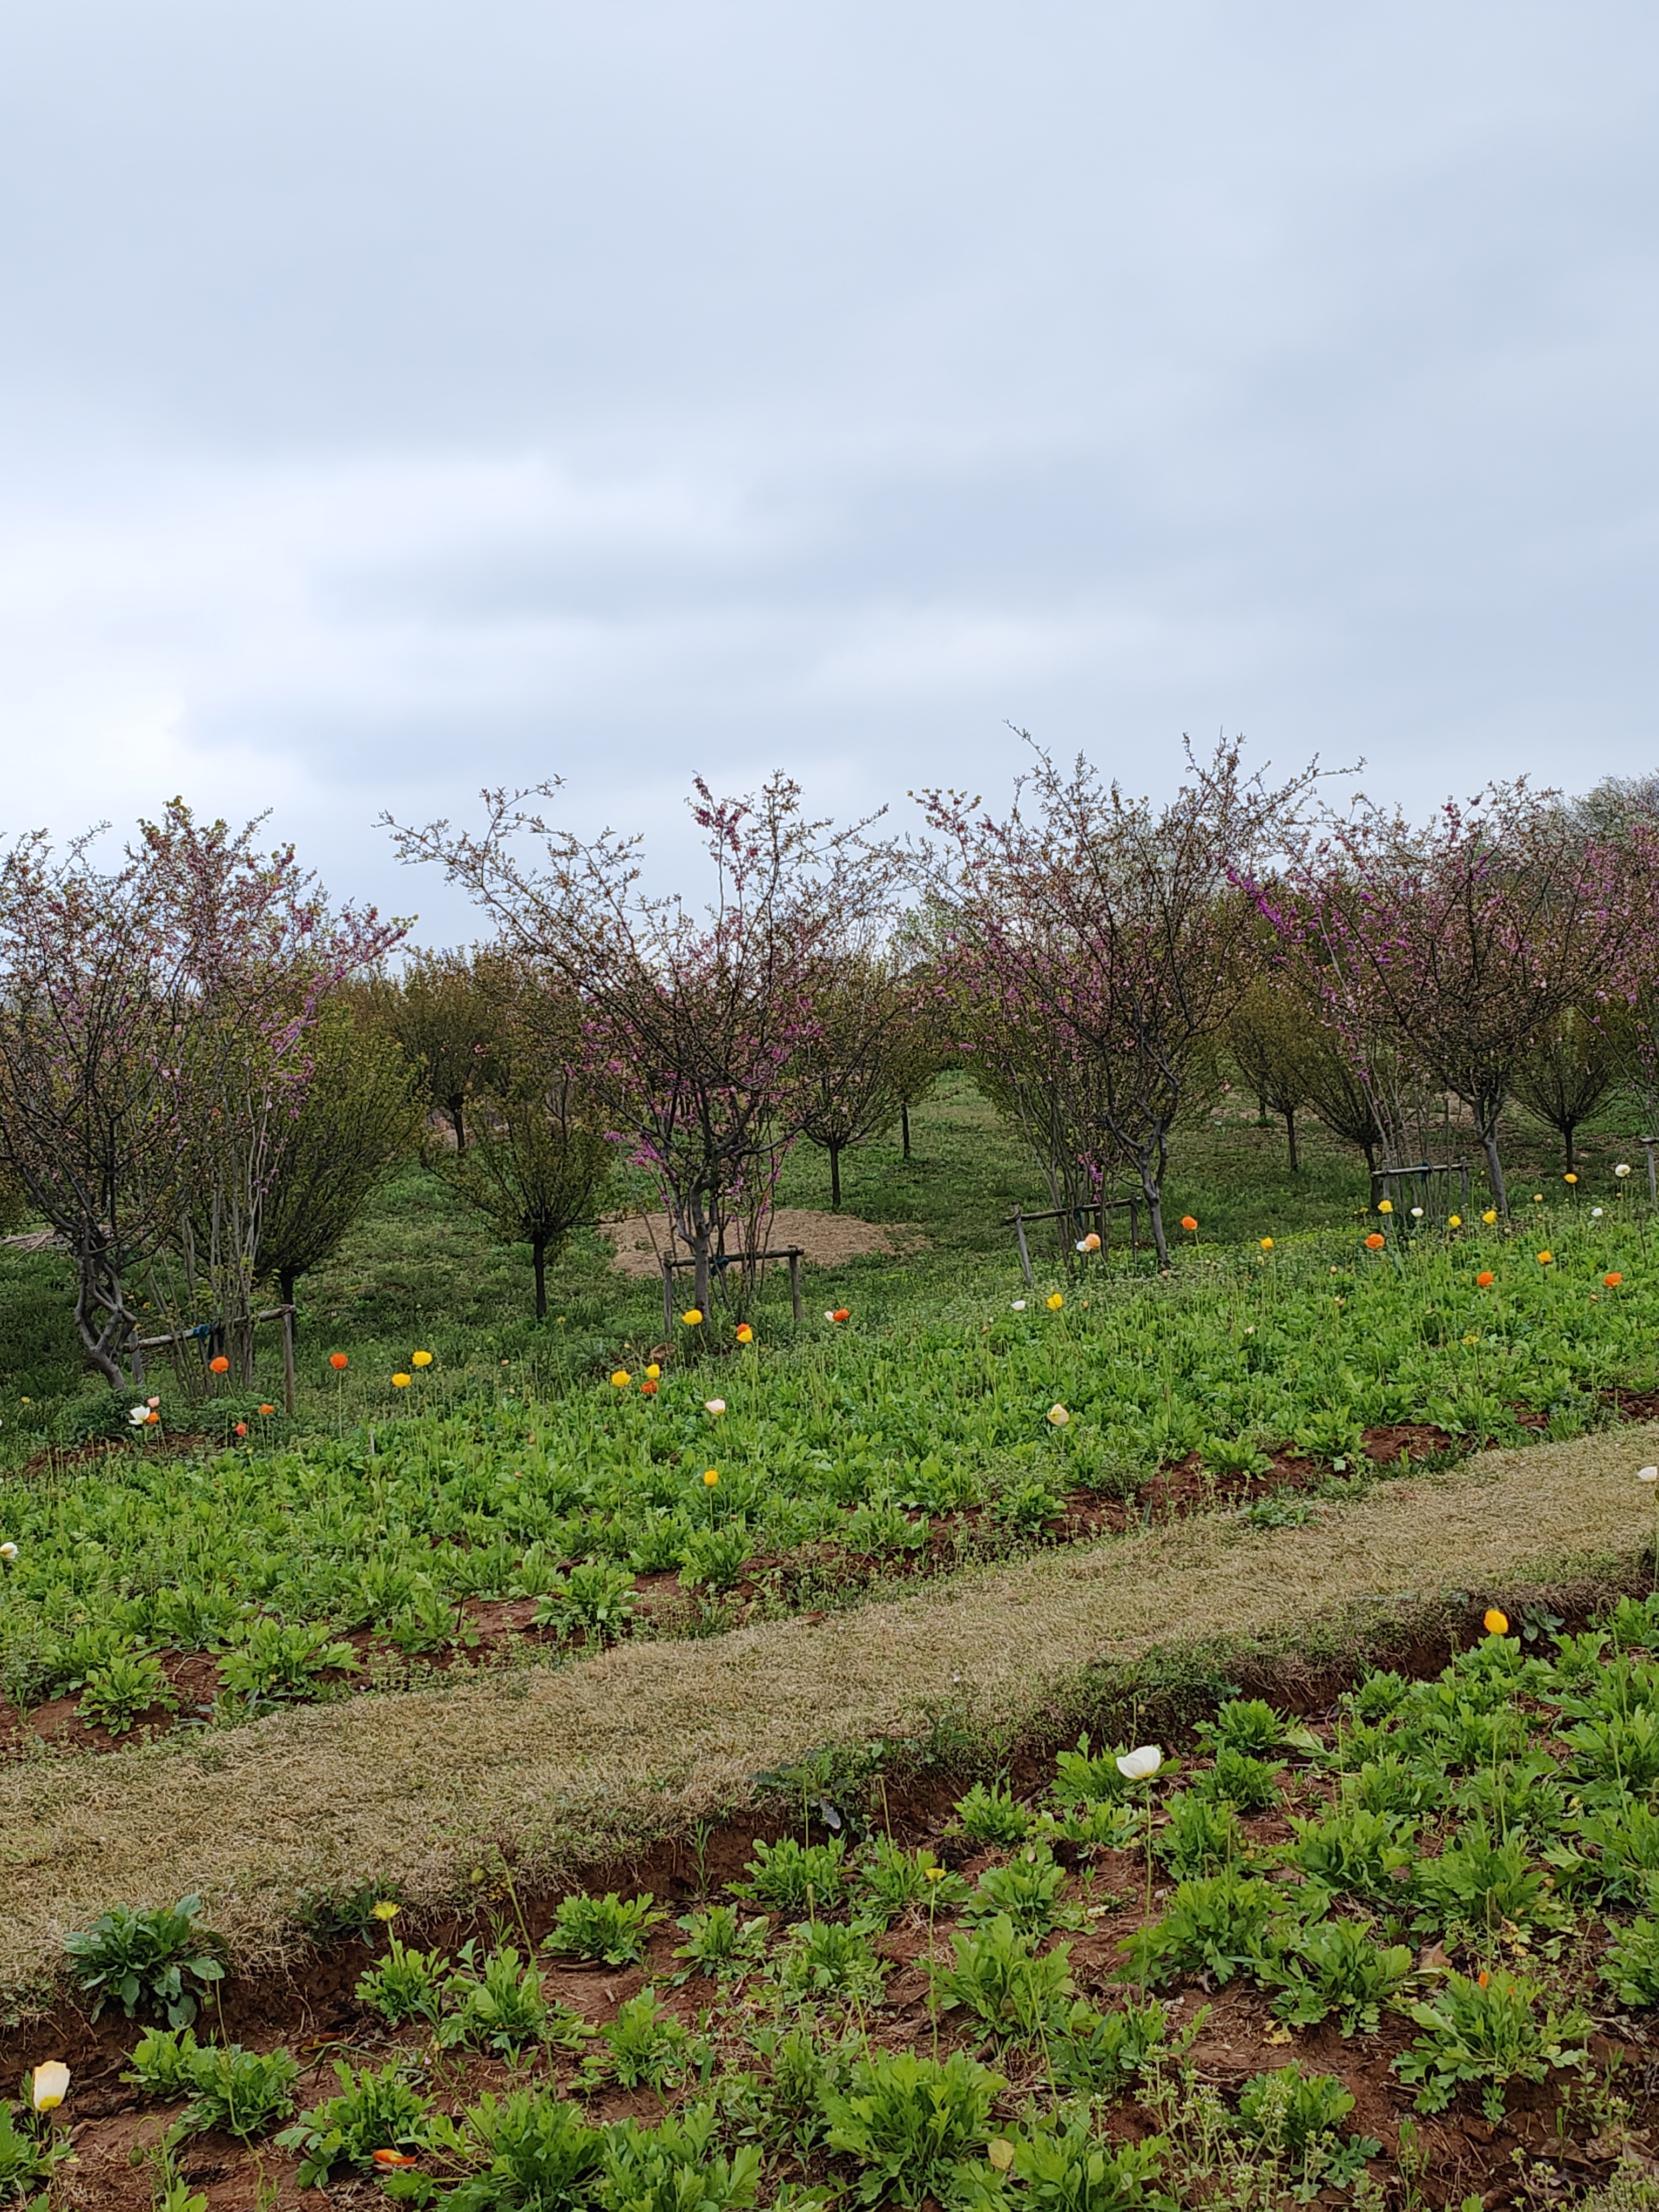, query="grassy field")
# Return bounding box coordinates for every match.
[5,1077,1659,2212]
